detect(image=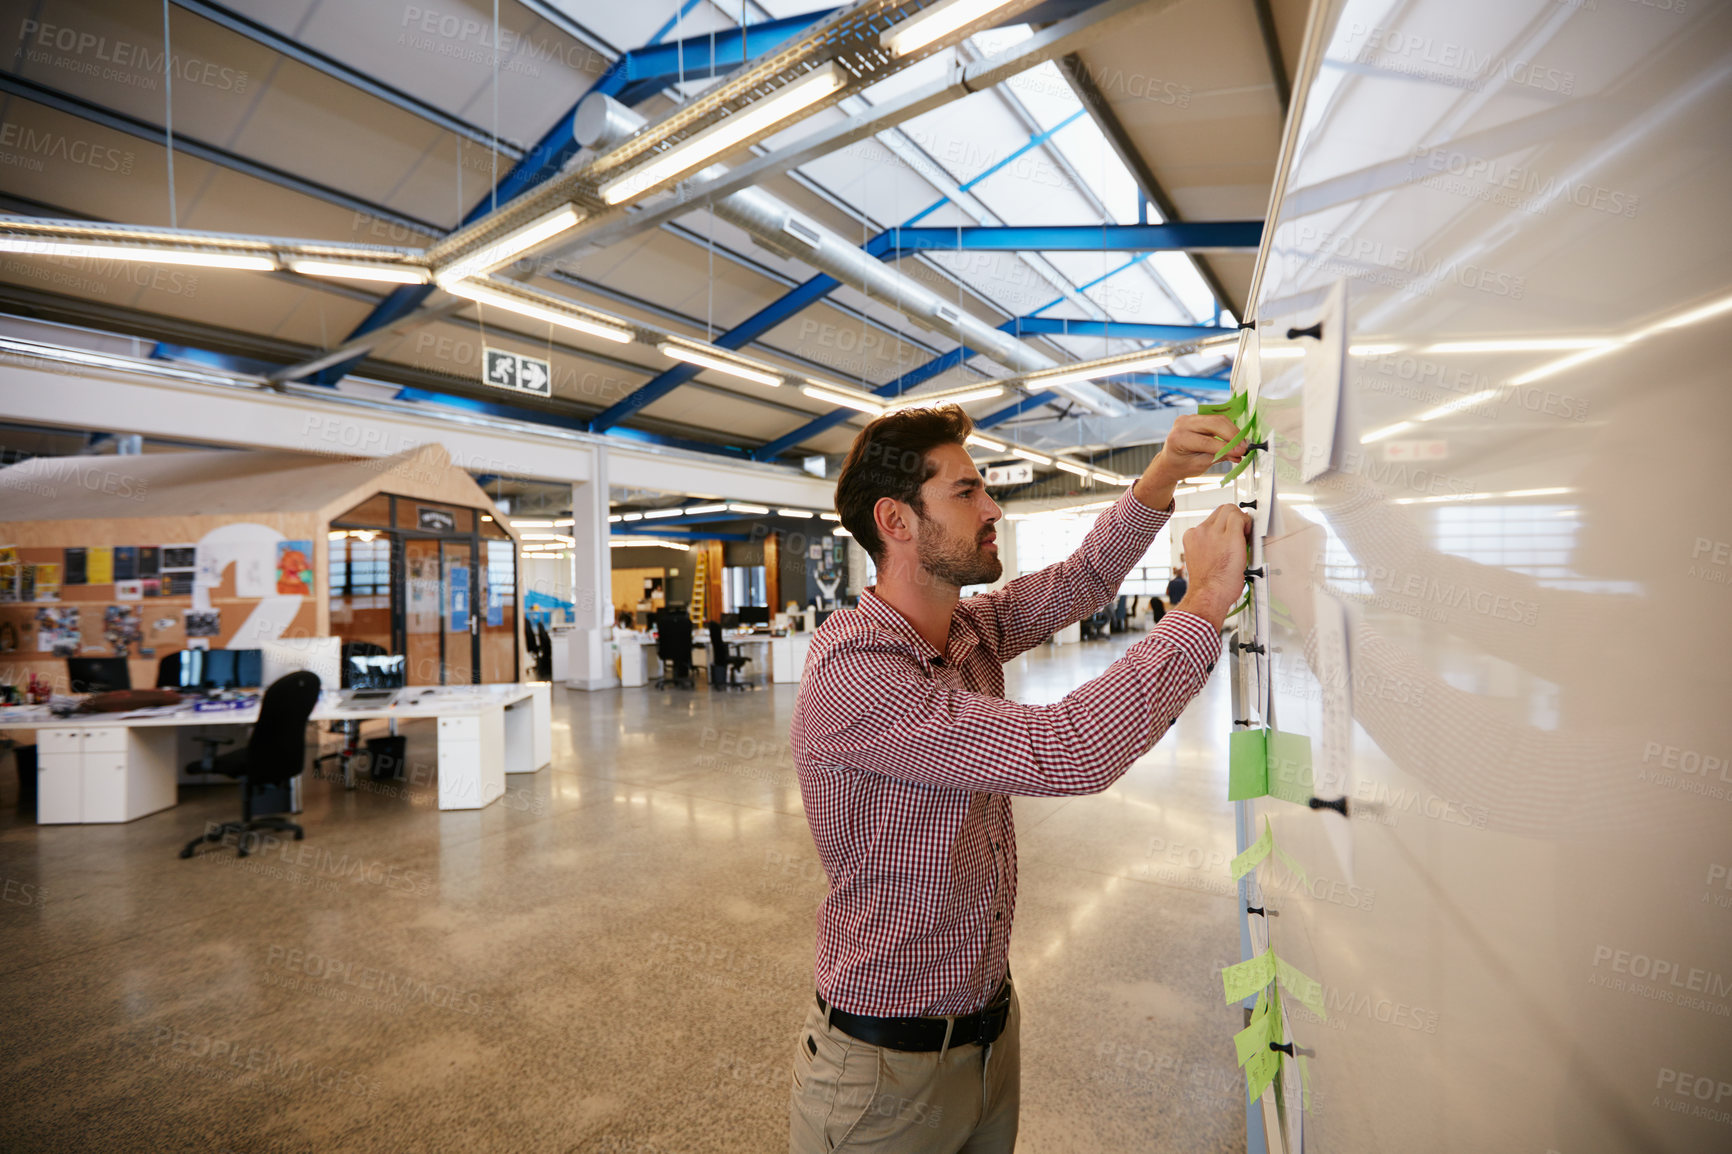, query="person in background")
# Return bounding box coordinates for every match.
[1165,561,1188,611]
[788,404,1250,1153]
